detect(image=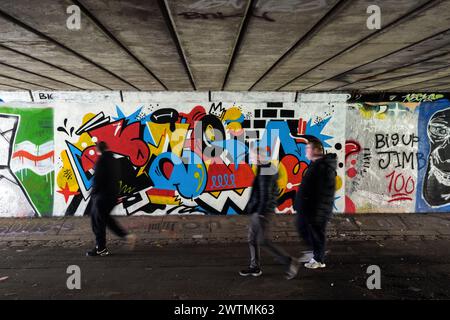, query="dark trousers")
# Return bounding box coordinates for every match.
[296,212,328,263]
[248,212,291,269]
[89,194,127,250]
